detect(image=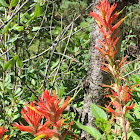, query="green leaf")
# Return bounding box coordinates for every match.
[0,7,5,11]
[76,122,101,140]
[10,0,18,7]
[3,55,22,71]
[12,114,20,121]
[3,58,16,71]
[134,106,140,119]
[13,55,18,60]
[128,131,140,140]
[14,88,26,100]
[15,26,24,31]
[34,0,40,3]
[57,84,65,98]
[6,35,19,45]
[16,57,23,67]
[32,26,40,31]
[126,113,135,121]
[0,0,9,7]
[2,20,12,34]
[33,134,46,140]
[51,59,60,70]
[34,3,42,17]
[90,103,107,120]
[96,118,111,133]
[30,93,36,101]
